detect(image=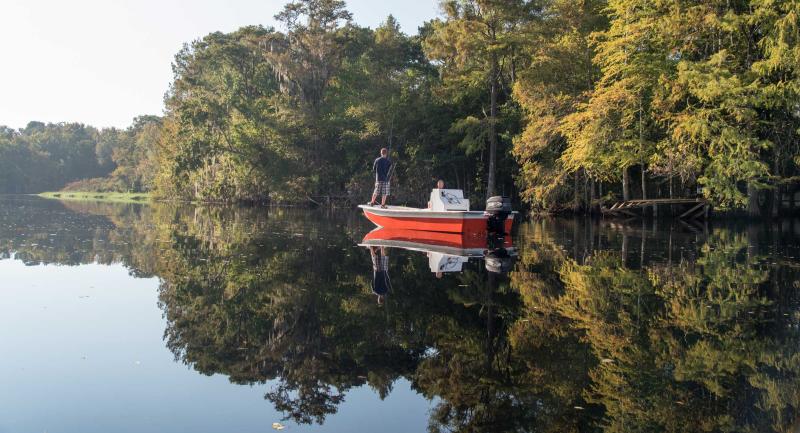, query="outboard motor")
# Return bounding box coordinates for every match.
[484,247,517,274]
[485,196,512,234]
